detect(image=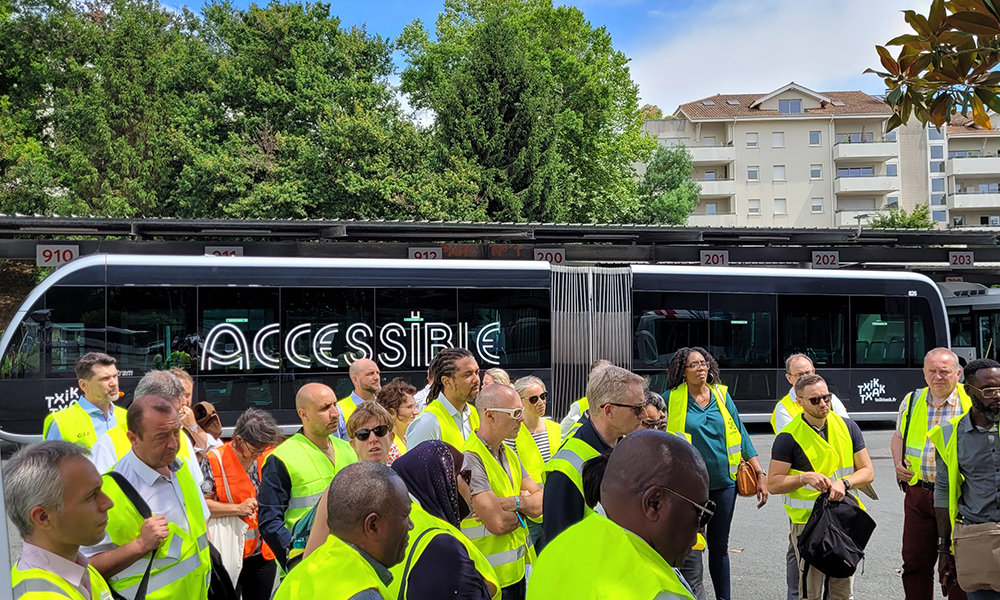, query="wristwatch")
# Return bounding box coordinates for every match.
[841,478,852,490]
